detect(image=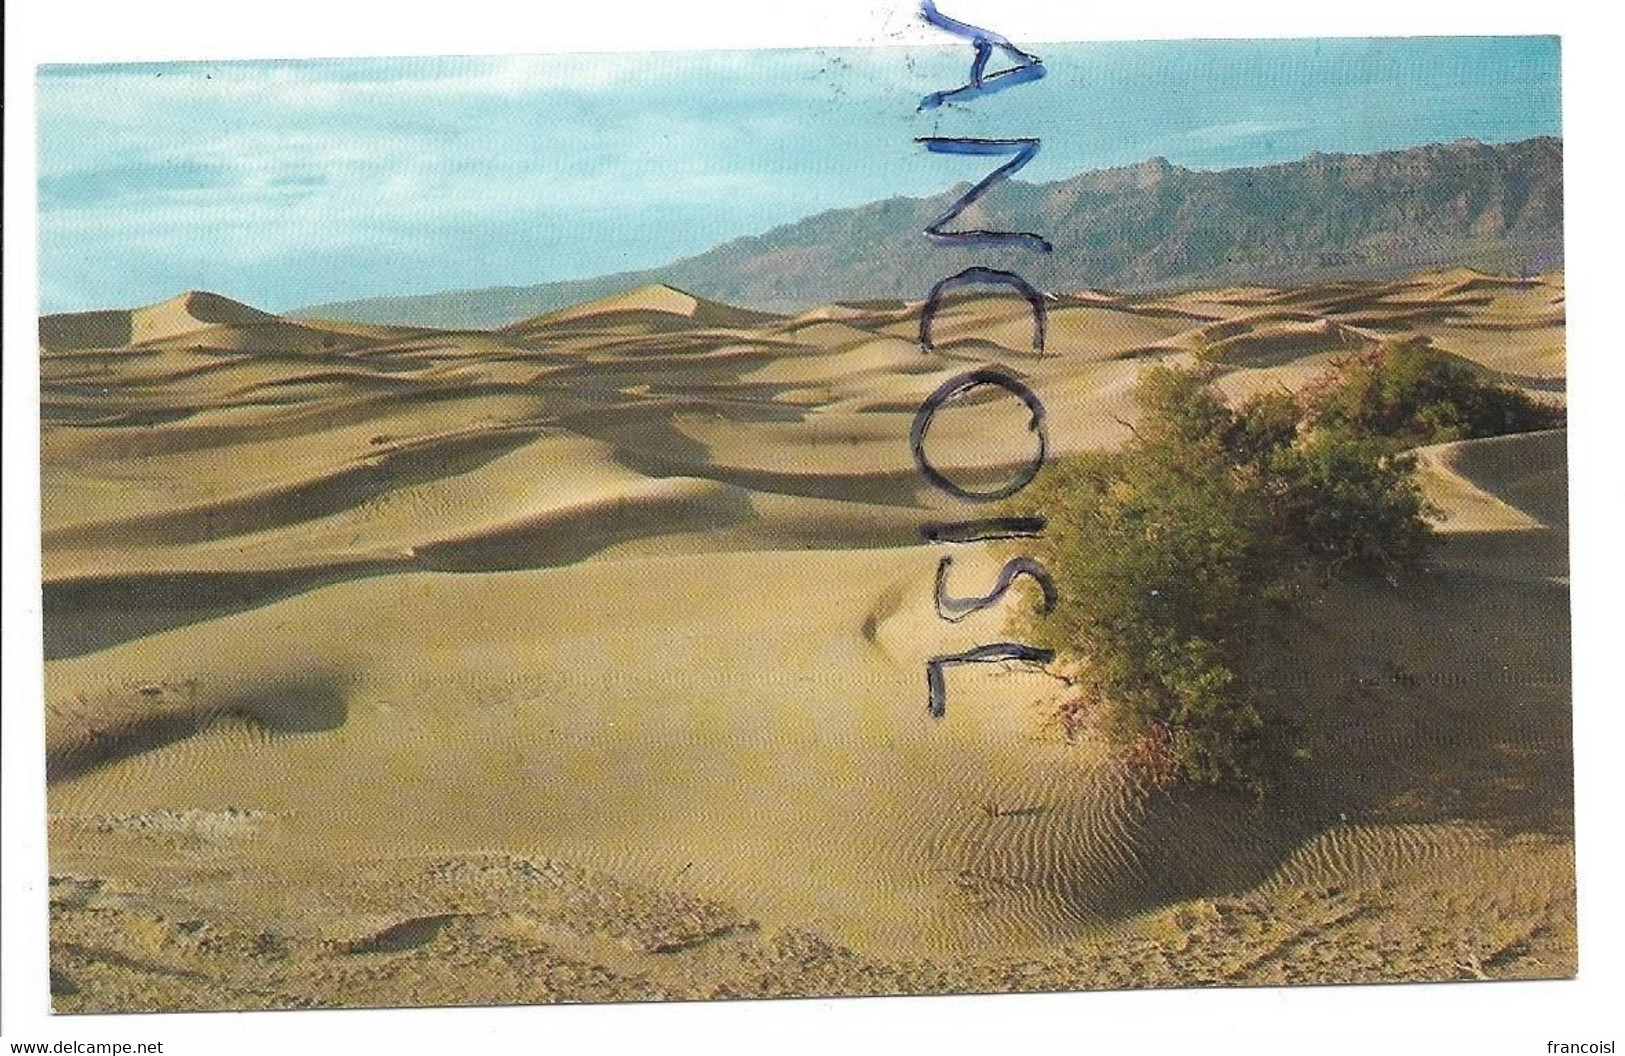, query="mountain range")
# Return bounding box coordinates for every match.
[298,136,1563,329]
